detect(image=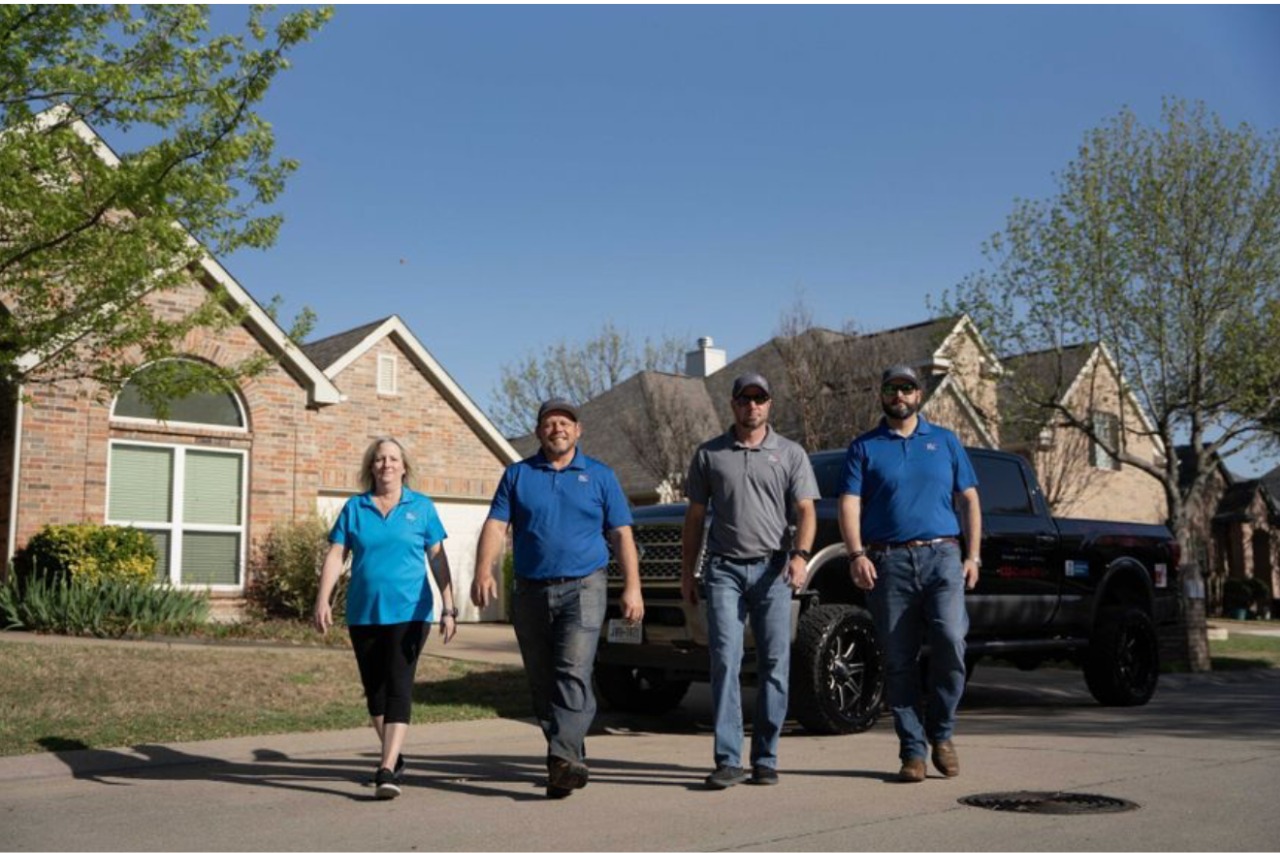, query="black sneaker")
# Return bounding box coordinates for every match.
[704,765,748,790]
[547,757,589,798]
[750,766,779,786]
[374,767,401,800]
[367,754,405,785]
